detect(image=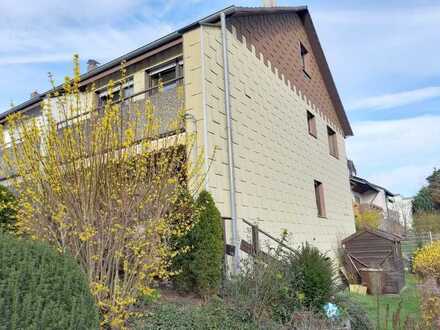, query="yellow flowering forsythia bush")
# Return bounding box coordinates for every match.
[353,202,381,231]
[413,241,440,328]
[414,241,440,278]
[0,56,204,328]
